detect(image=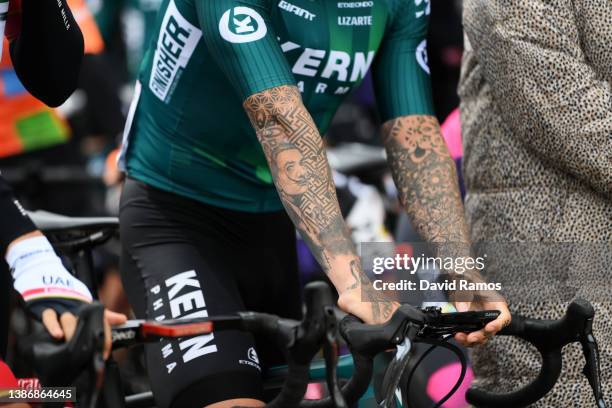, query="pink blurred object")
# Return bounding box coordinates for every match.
[304,382,325,400]
[426,363,474,408]
[440,108,463,161]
